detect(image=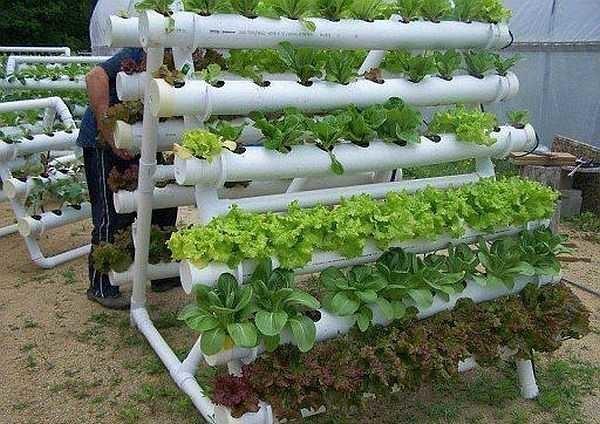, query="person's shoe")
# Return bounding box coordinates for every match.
[151,277,181,293]
[86,289,130,310]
